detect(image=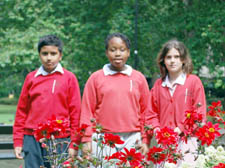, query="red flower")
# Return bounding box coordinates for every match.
[41,143,47,148]
[183,109,203,131]
[166,150,182,164]
[147,146,166,164]
[34,116,69,141]
[76,124,88,137]
[34,122,52,141]
[105,151,122,160]
[213,163,225,168]
[208,100,222,117]
[208,100,225,124]
[195,121,221,146]
[103,133,124,148]
[62,161,72,168]
[119,148,144,167]
[156,127,179,146]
